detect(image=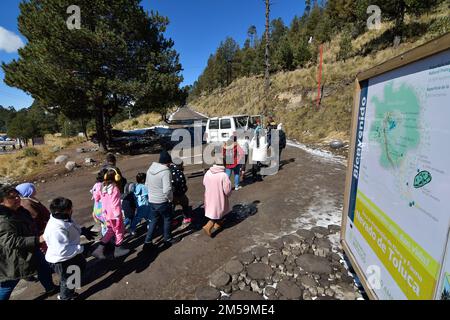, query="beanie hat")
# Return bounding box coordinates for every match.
[16,183,36,198]
[159,150,172,164]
